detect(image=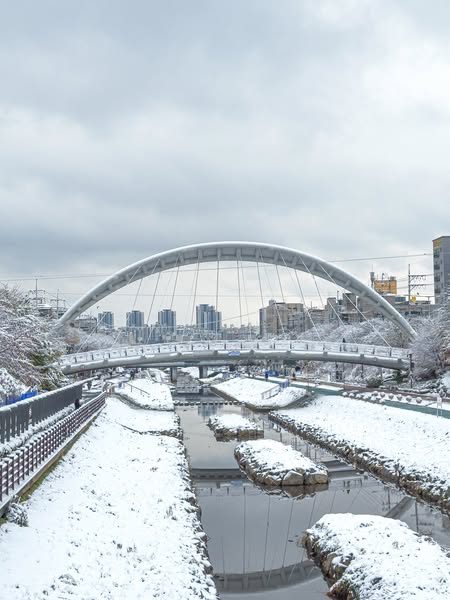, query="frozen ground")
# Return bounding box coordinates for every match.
[0,398,216,599]
[116,377,174,410]
[213,376,307,409]
[304,513,450,599]
[273,395,450,506]
[235,439,328,486]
